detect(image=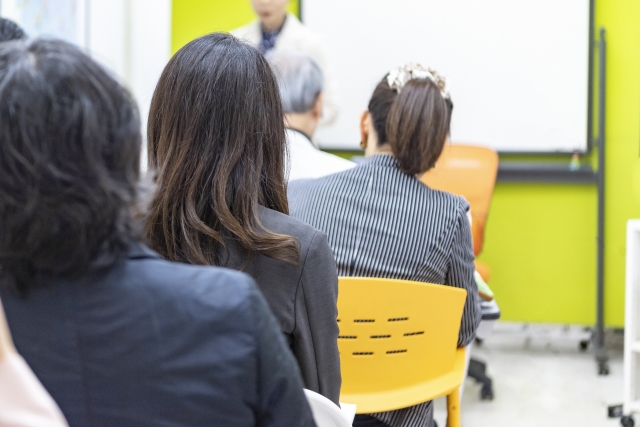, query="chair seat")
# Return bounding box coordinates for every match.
[341,347,467,414]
